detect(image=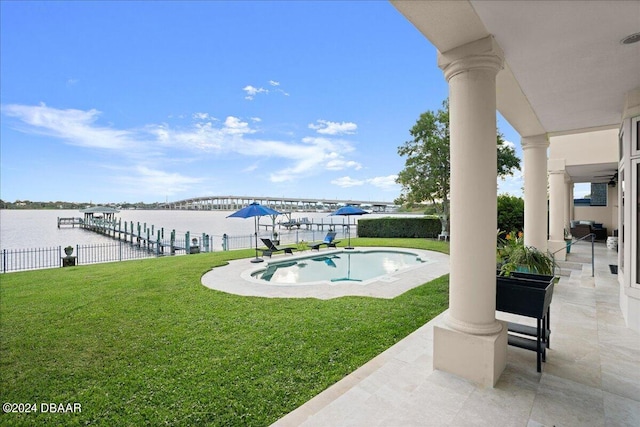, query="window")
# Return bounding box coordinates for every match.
[636,118,640,152]
[634,116,640,155]
[590,183,607,206]
[620,167,625,274]
[636,162,640,286]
